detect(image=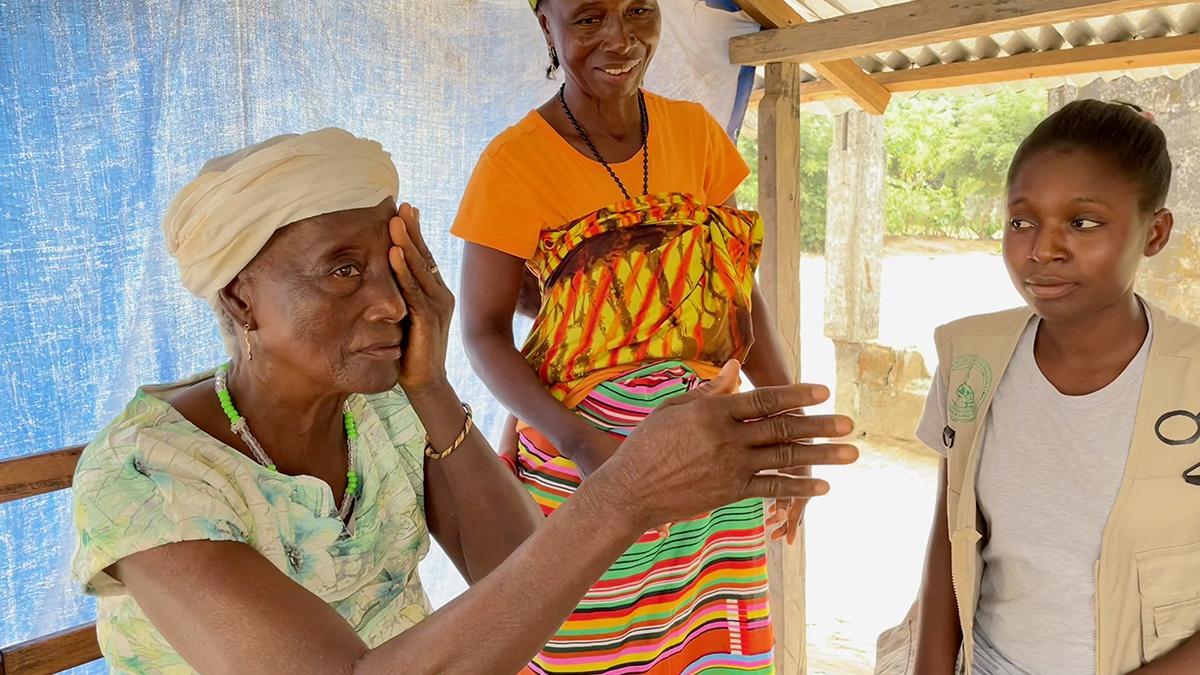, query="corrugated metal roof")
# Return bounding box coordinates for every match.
[780,1,1200,109]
